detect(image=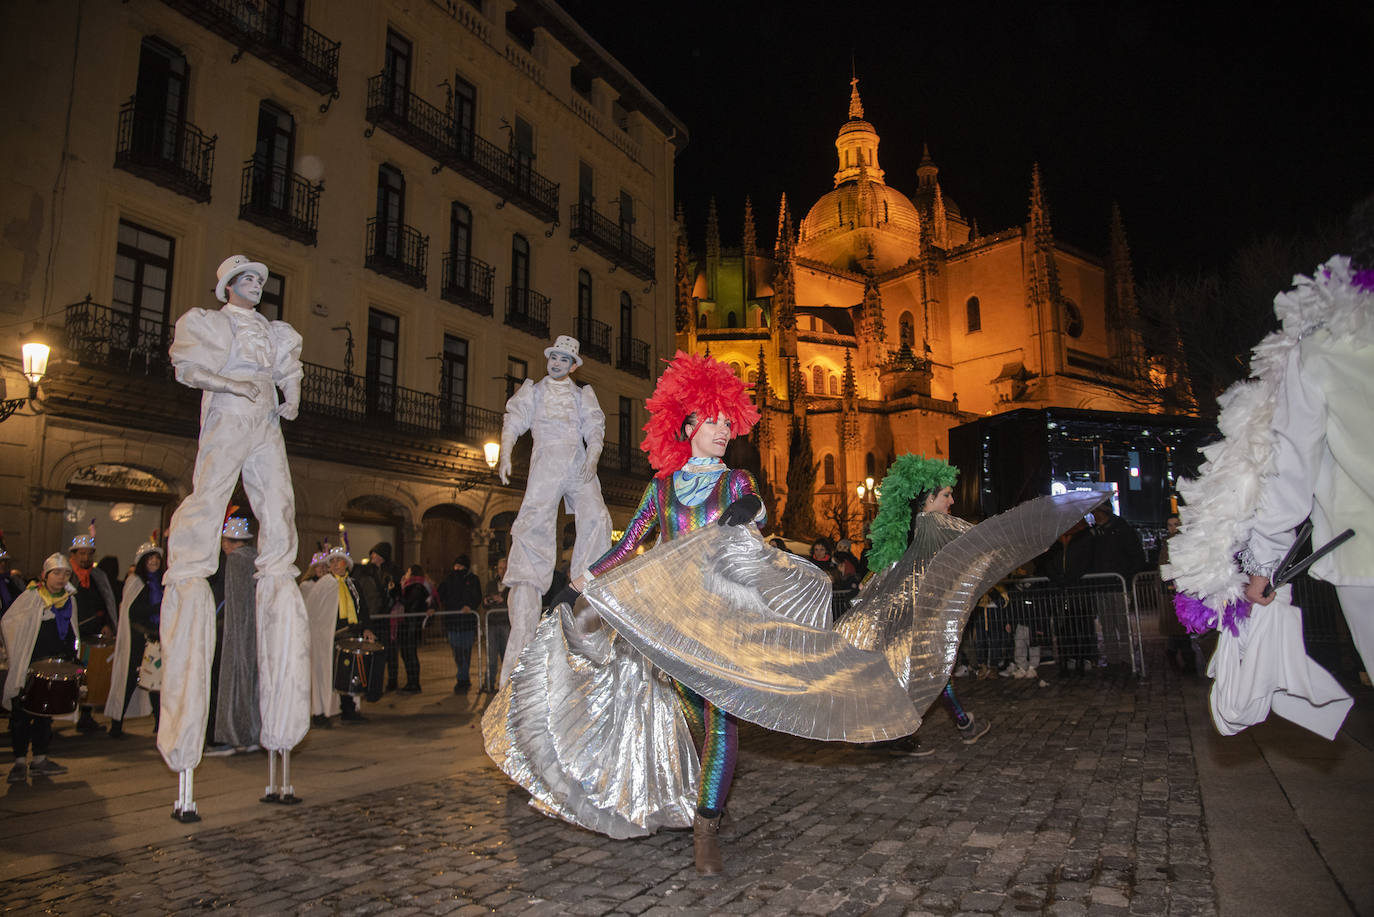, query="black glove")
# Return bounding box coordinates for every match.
[549,583,582,610]
[717,494,763,527]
